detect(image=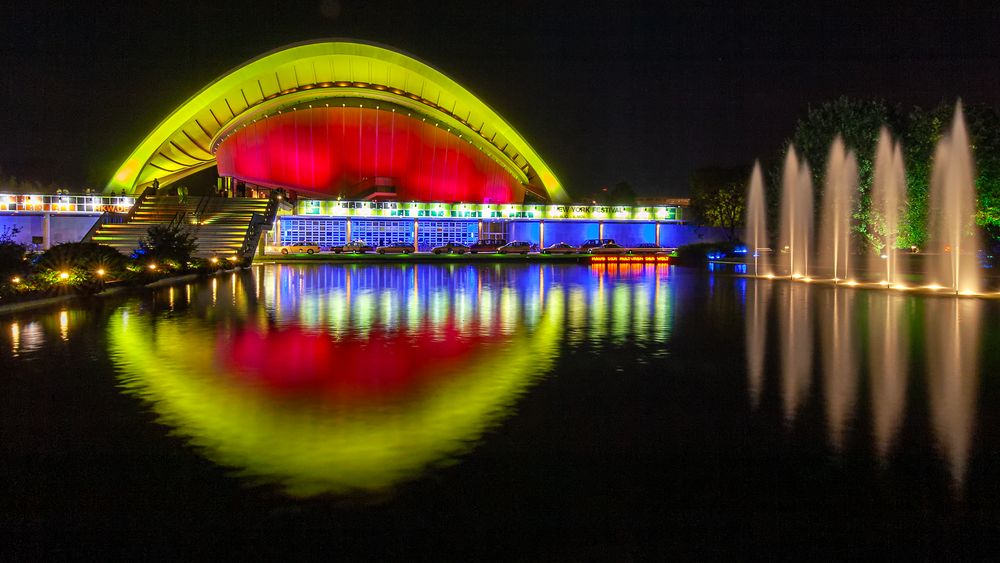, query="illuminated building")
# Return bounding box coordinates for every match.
[99,40,723,252]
